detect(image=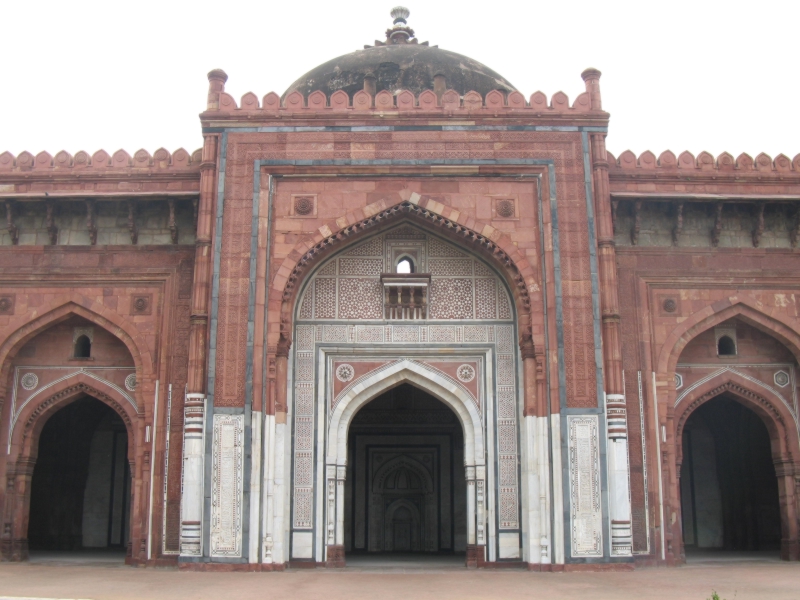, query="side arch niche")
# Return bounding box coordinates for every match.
[1,310,143,563]
[667,312,800,562]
